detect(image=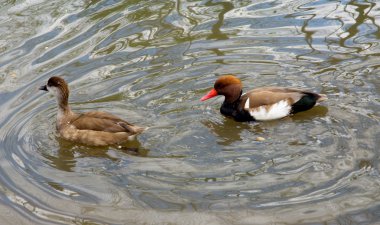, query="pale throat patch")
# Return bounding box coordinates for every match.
[47,86,65,121]
[244,98,291,121]
[47,86,59,96]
